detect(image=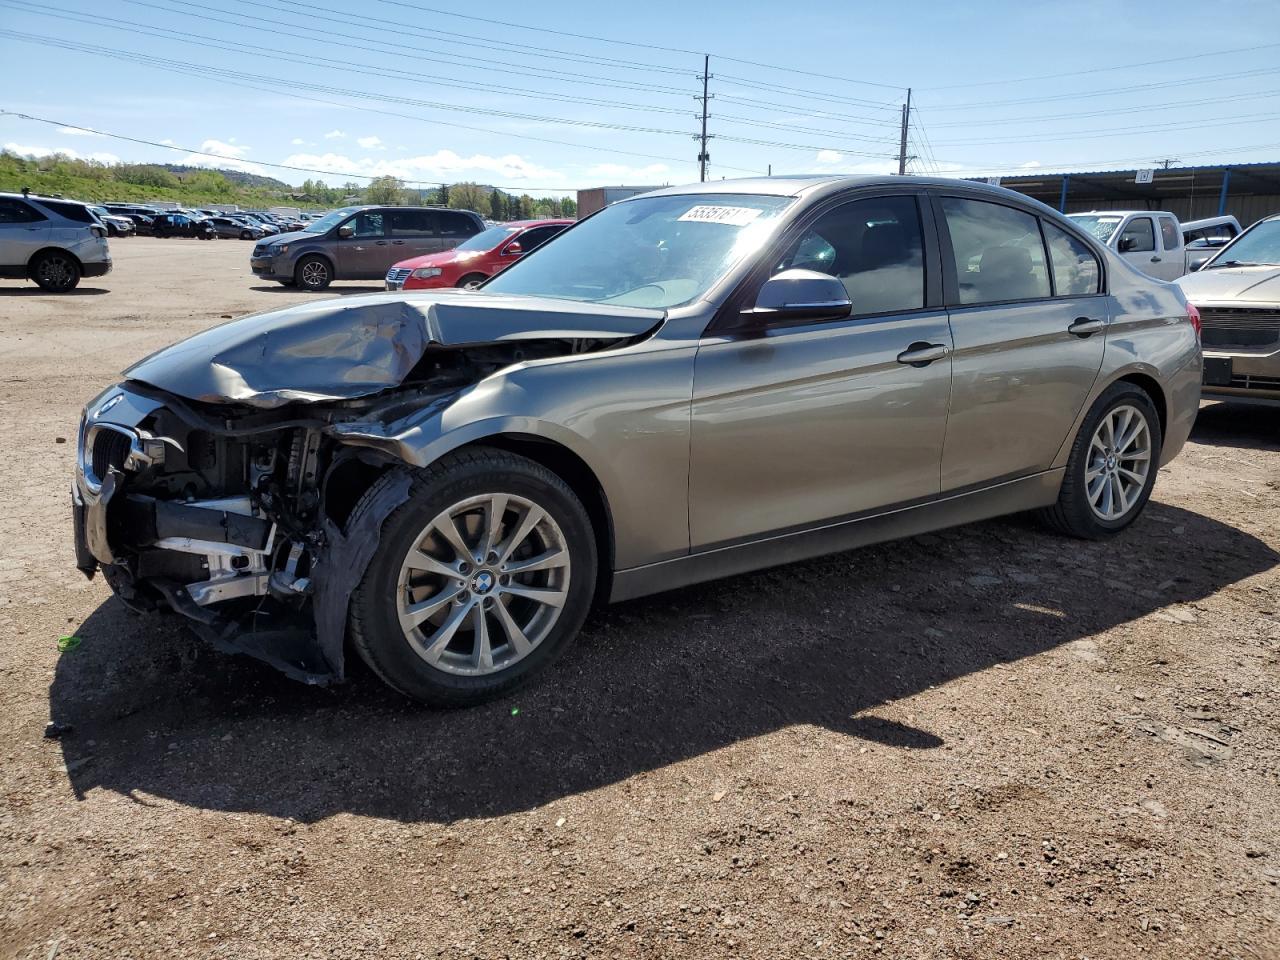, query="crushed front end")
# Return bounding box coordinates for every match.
[73,382,359,681]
